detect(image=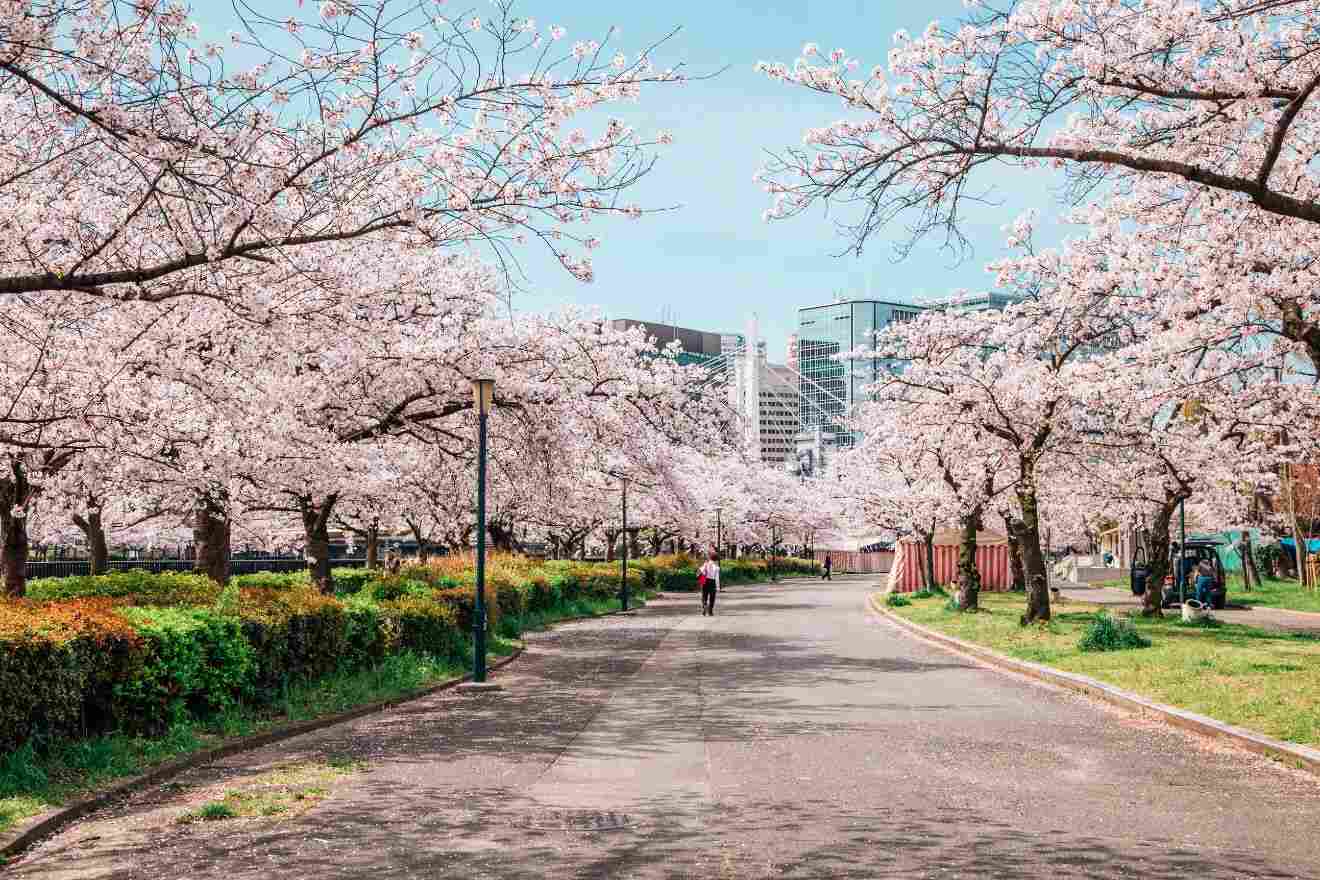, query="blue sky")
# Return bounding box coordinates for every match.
[193,1,1067,358]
